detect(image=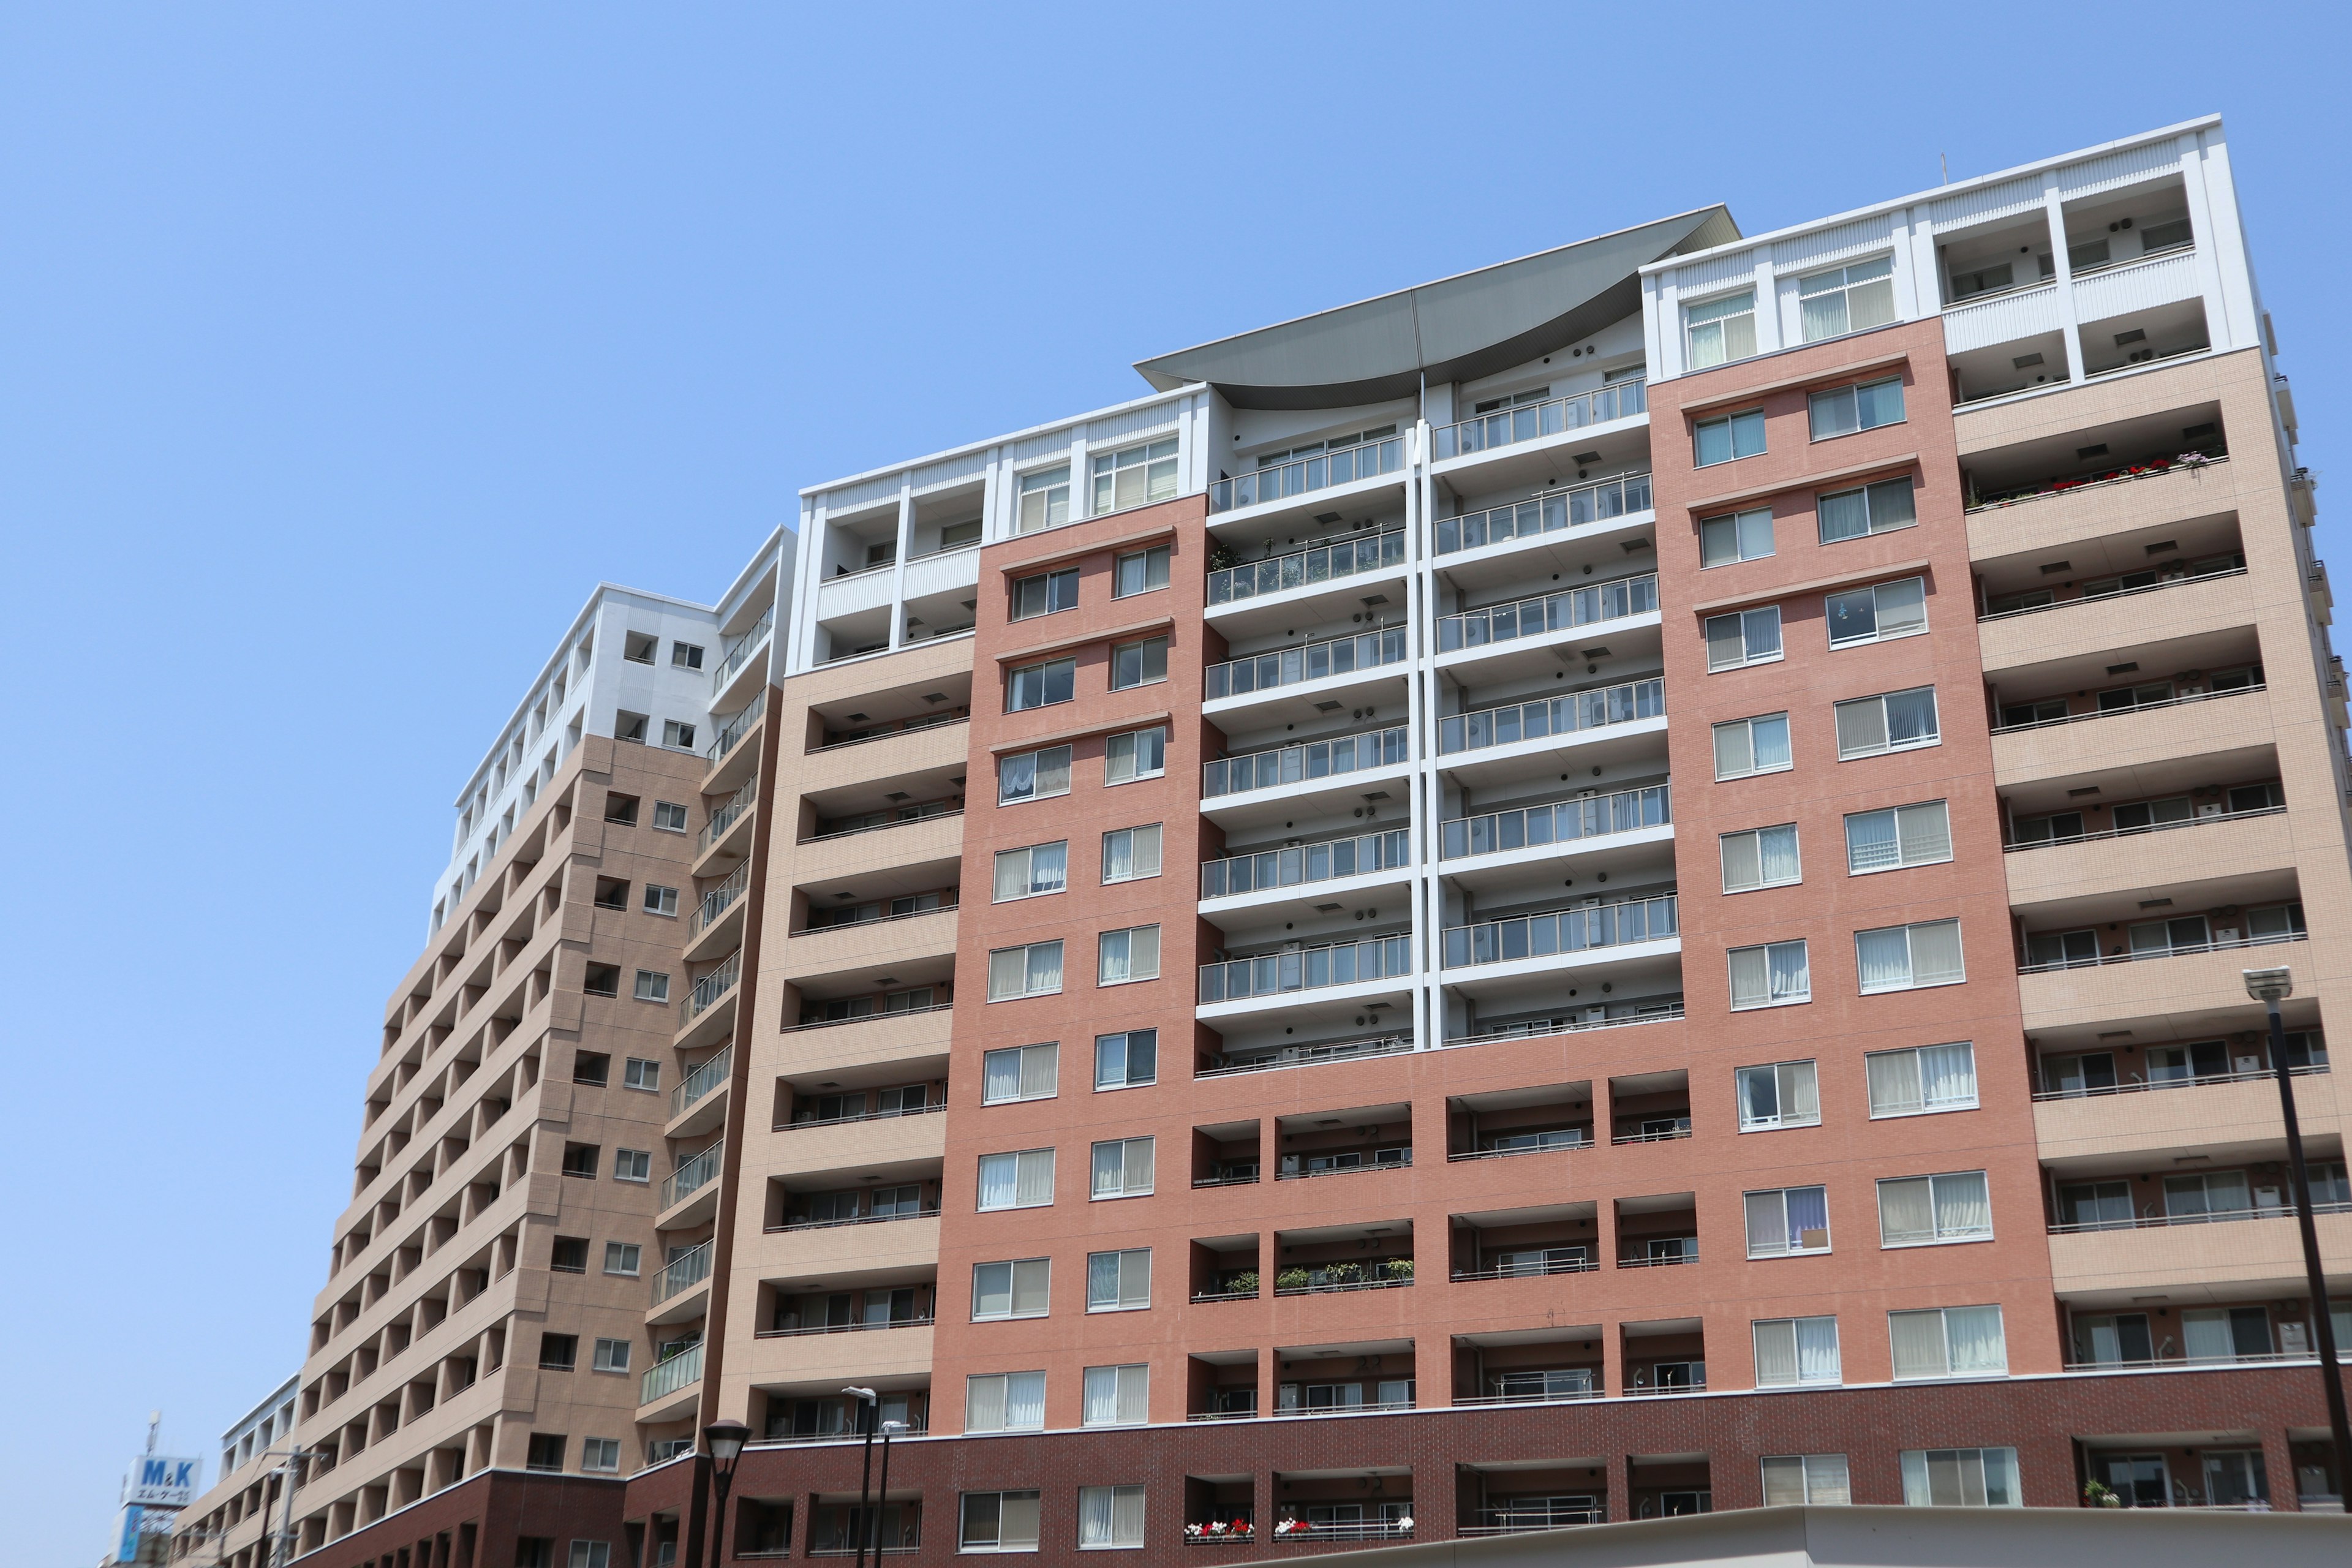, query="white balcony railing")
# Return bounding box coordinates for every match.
[1442,783,1668,860]
[705,689,767,766]
[1208,528,1405,605]
[1435,470,1653,556]
[1431,377,1645,459]
[696,775,757,857]
[652,1239,714,1304]
[1439,573,1656,655]
[640,1341,704,1404]
[1200,934,1412,1004]
[680,951,741,1023]
[1443,894,1677,969]
[660,1141,725,1211]
[710,608,774,695]
[669,1045,733,1121]
[1204,725,1409,799]
[1211,437,1404,514]
[1201,829,1409,900]
[1439,677,1662,755]
[1207,624,1407,700]
[689,862,749,940]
